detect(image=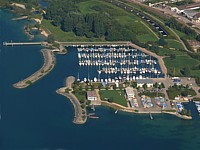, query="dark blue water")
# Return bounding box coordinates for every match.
[1,9,200,150]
